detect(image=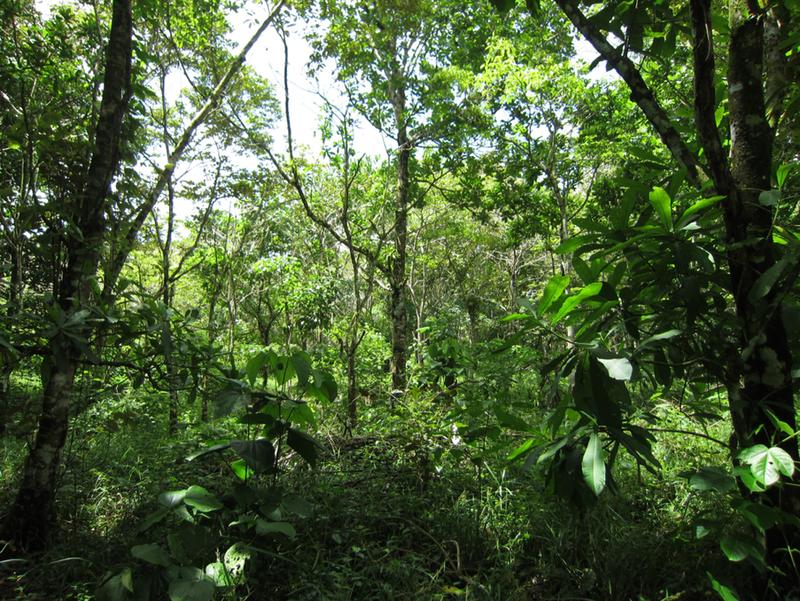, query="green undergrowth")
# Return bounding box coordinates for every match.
[1,394,740,601]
